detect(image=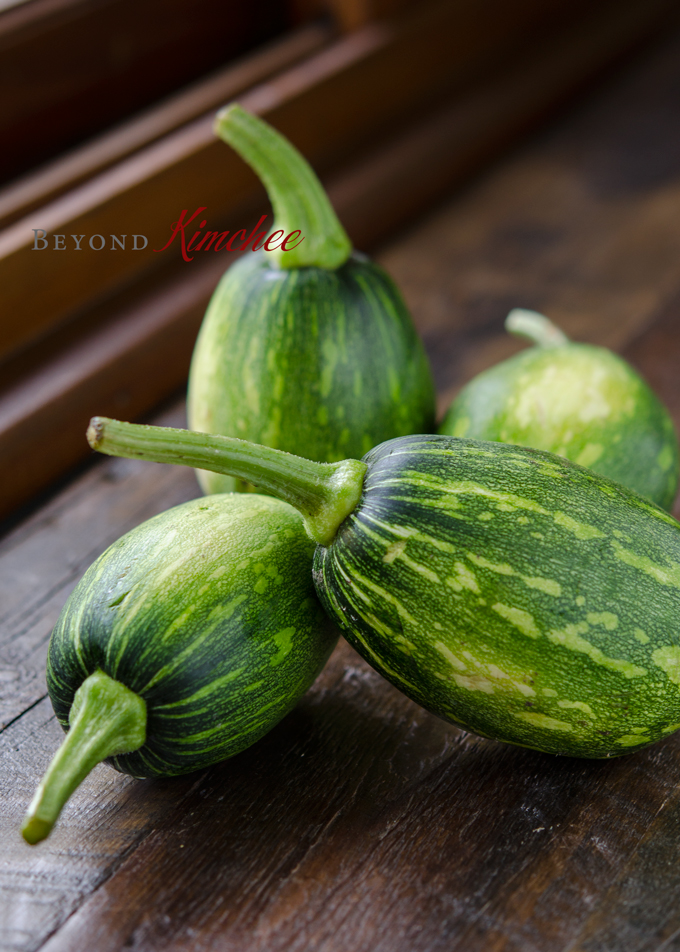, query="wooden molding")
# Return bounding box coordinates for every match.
[0,258,224,517]
[1,0,654,364]
[0,22,332,231]
[0,0,677,521]
[0,0,290,183]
